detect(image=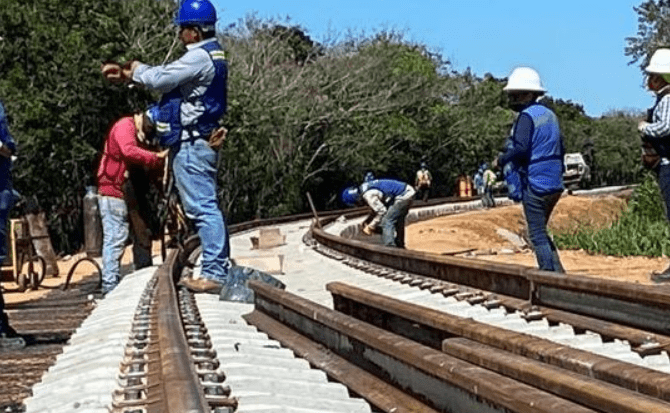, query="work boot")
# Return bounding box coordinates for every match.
[651,267,670,283]
[0,325,26,350]
[178,277,223,294]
